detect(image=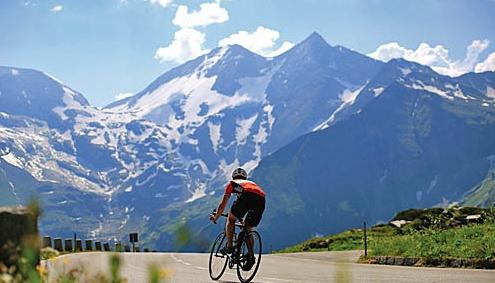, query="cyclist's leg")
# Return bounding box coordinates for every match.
[245,225,254,256]
[228,195,249,249]
[244,195,265,257]
[226,212,237,249]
